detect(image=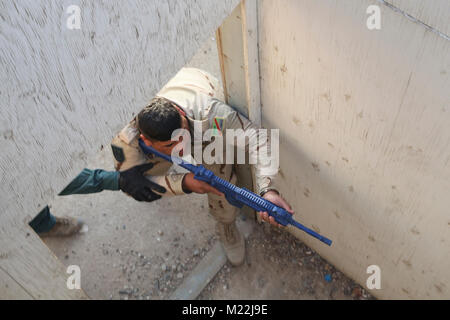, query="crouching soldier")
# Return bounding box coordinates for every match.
[111,67,293,266]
